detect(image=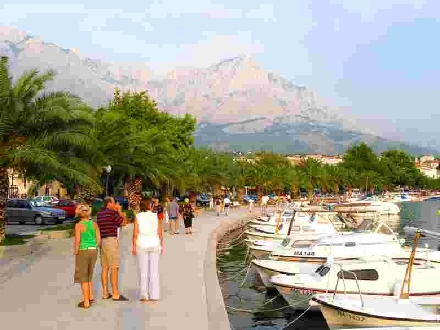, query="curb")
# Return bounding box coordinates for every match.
[204,212,254,330]
[0,235,48,259]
